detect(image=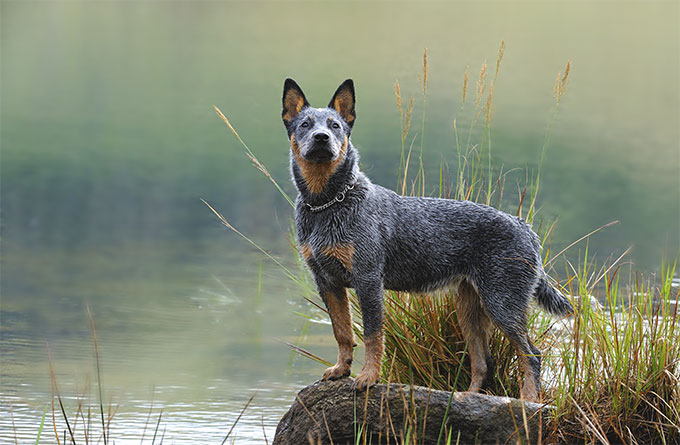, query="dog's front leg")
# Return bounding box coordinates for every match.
[353,279,384,390]
[321,286,355,381]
